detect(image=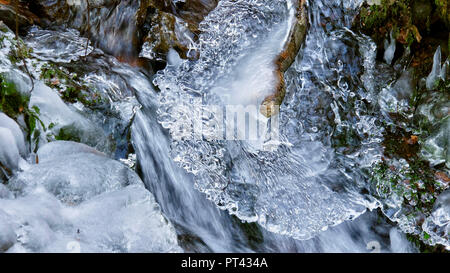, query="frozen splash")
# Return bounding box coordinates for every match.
[153,0,386,240]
